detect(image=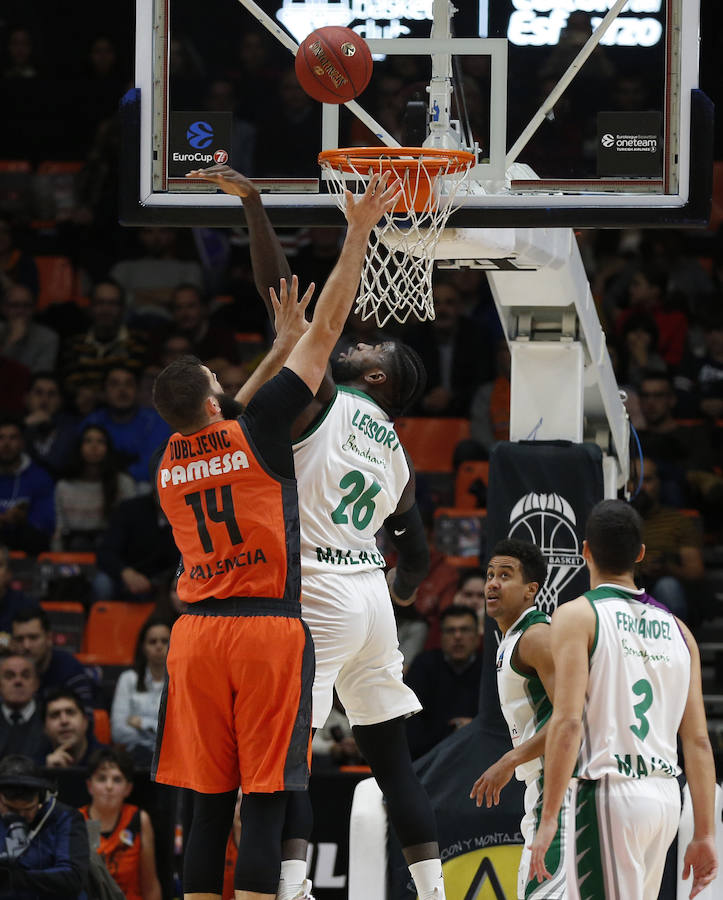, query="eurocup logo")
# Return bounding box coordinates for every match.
[213,150,228,164]
[508,493,584,616]
[601,133,615,148]
[186,121,214,149]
